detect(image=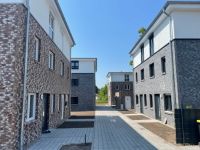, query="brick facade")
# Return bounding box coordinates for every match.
[71,73,96,111]
[0,4,71,149]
